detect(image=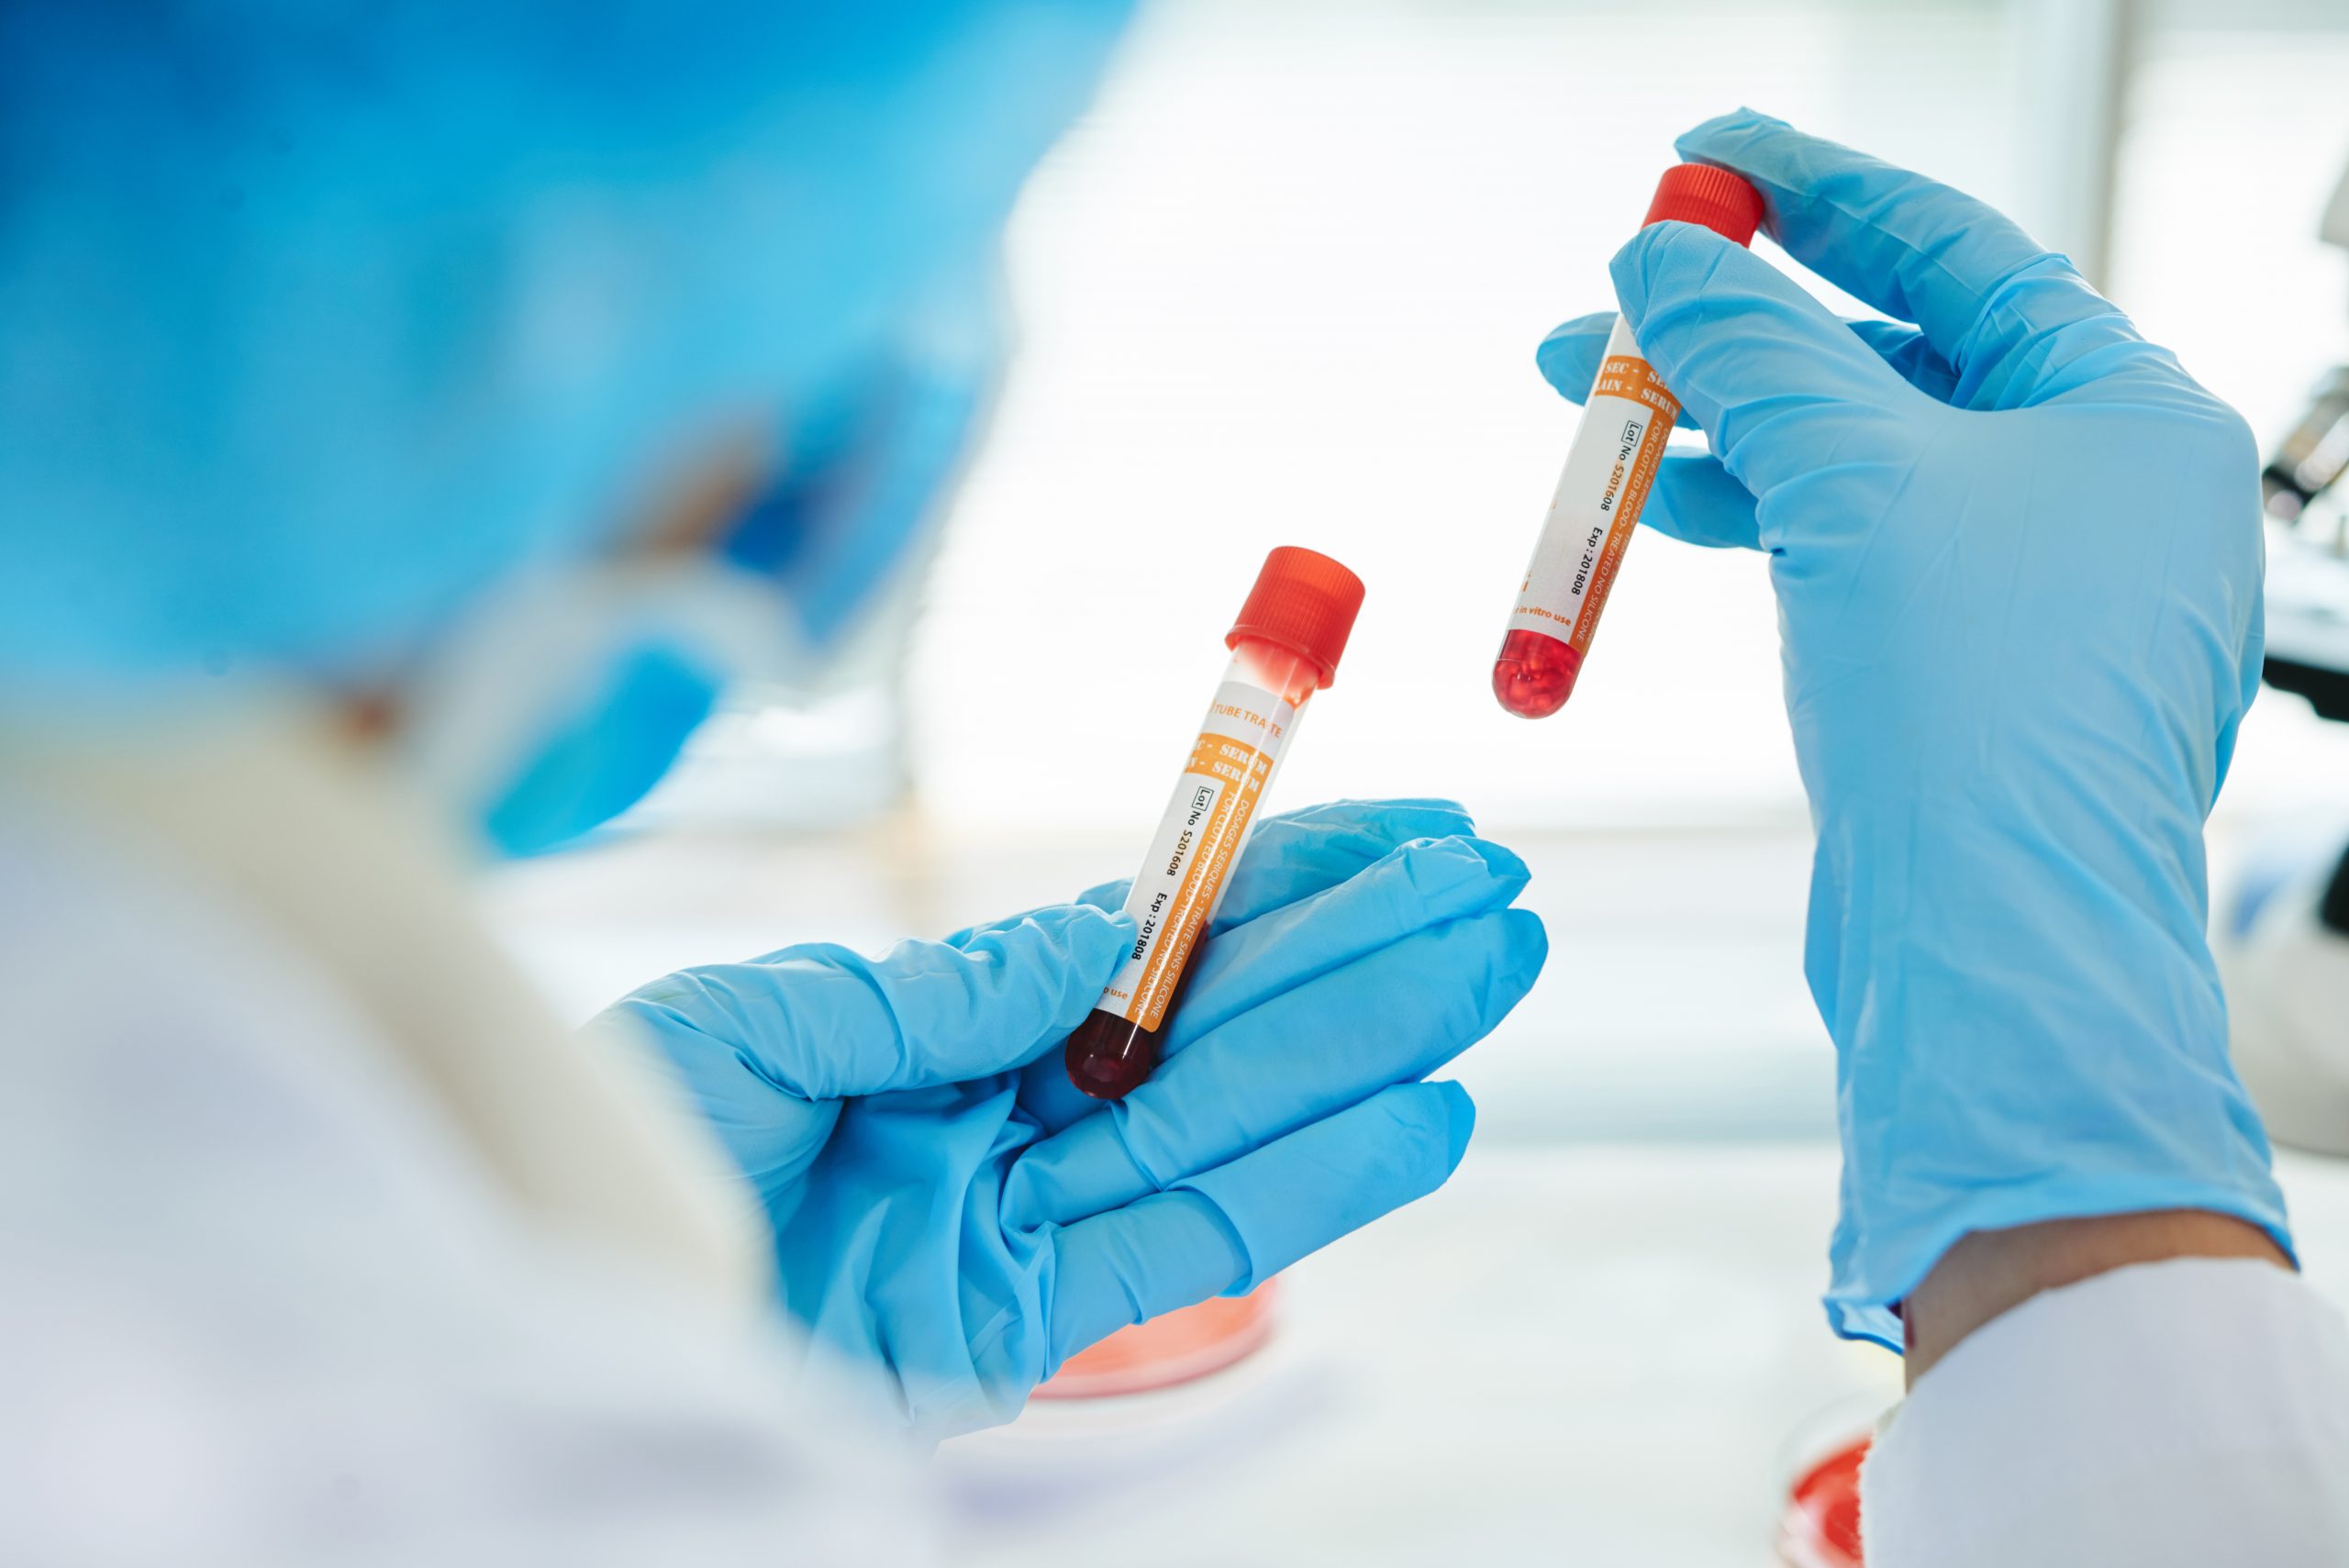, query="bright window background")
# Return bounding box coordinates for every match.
[907,0,2349,834]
